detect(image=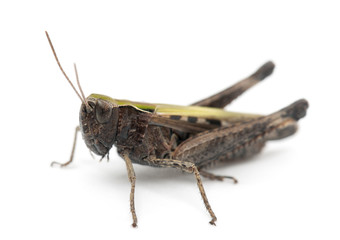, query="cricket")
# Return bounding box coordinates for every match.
[46,31,308,227]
